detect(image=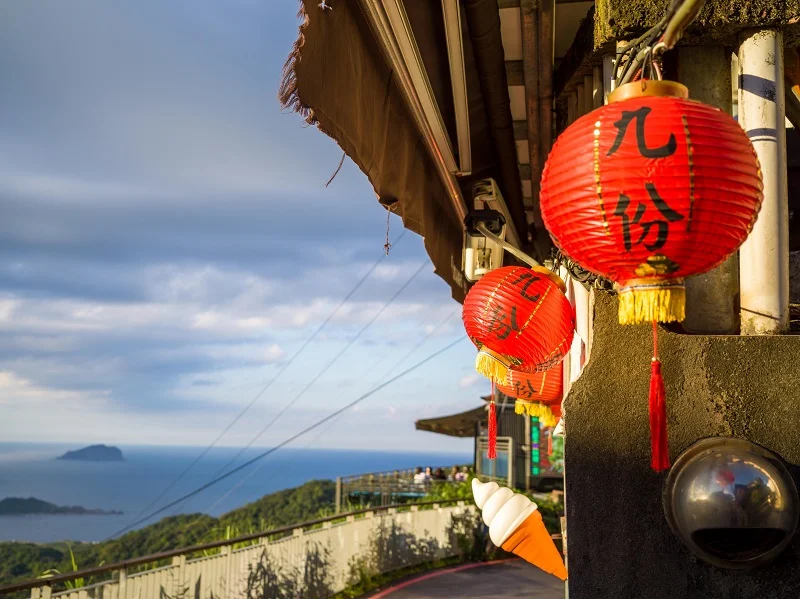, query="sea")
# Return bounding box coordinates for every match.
[0,443,470,544]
